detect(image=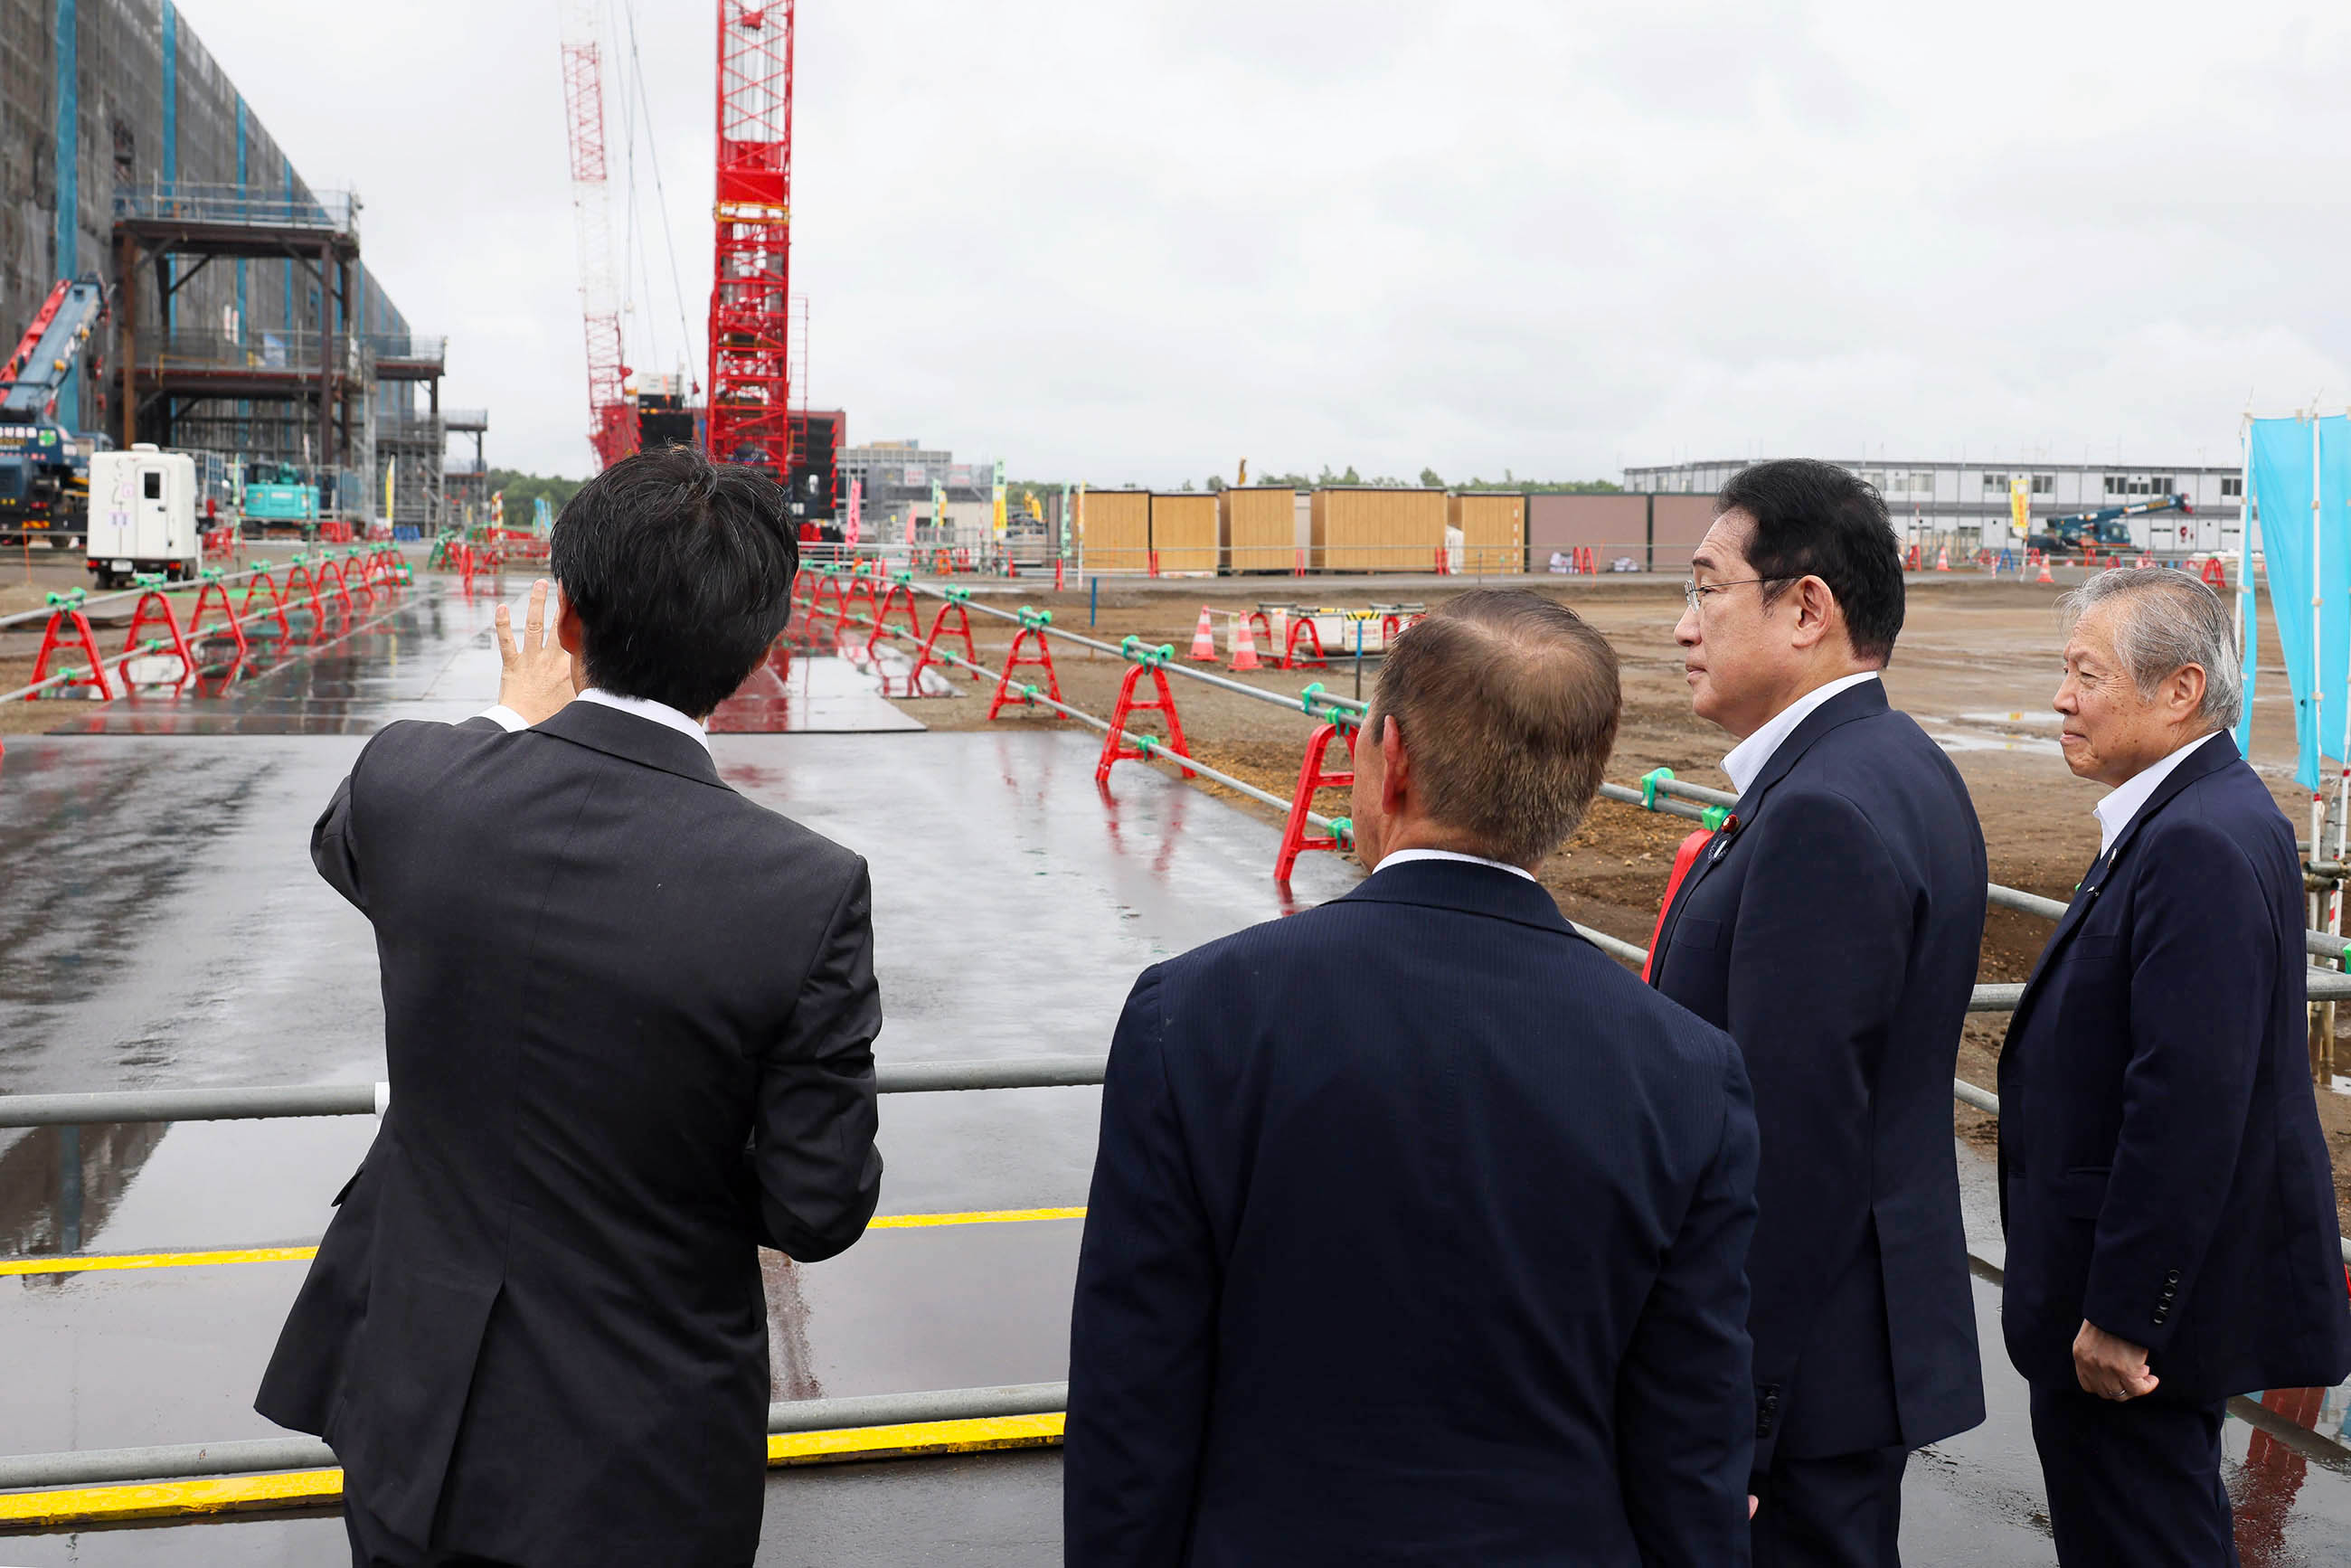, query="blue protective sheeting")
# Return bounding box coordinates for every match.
[2248,415,2351,789]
